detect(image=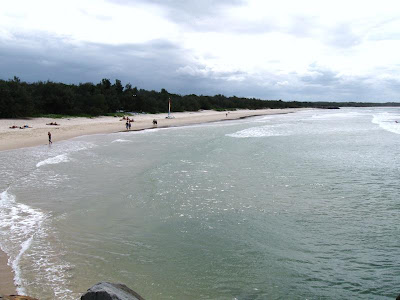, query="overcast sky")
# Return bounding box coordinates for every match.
[1,0,400,101]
